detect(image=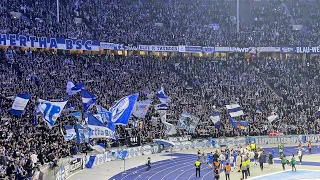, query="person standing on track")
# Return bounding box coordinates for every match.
[298,148,303,164]
[291,154,297,171]
[308,141,312,154]
[281,154,286,170]
[240,158,248,179]
[214,166,220,180]
[195,158,201,177]
[146,157,151,171]
[224,163,231,180]
[259,151,266,171]
[268,152,273,170]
